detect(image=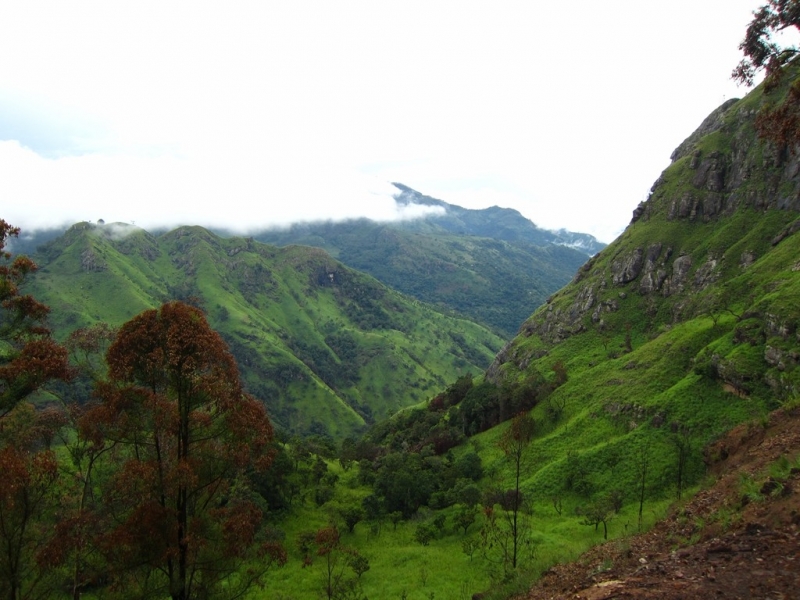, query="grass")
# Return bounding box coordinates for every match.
[259,478,674,600]
[27,223,506,439]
